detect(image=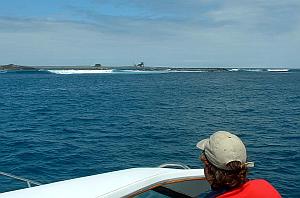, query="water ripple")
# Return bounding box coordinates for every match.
[0,72,299,196]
